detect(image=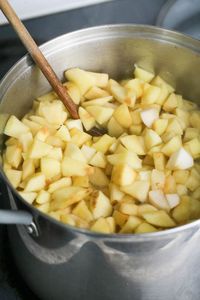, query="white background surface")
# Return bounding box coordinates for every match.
[0,0,113,24]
